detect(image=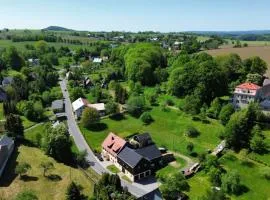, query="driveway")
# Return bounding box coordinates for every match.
[59,79,157,198]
